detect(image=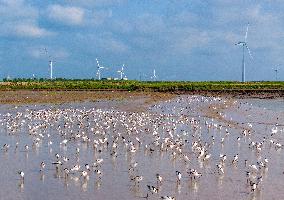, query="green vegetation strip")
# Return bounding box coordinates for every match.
[1,79,284,92]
